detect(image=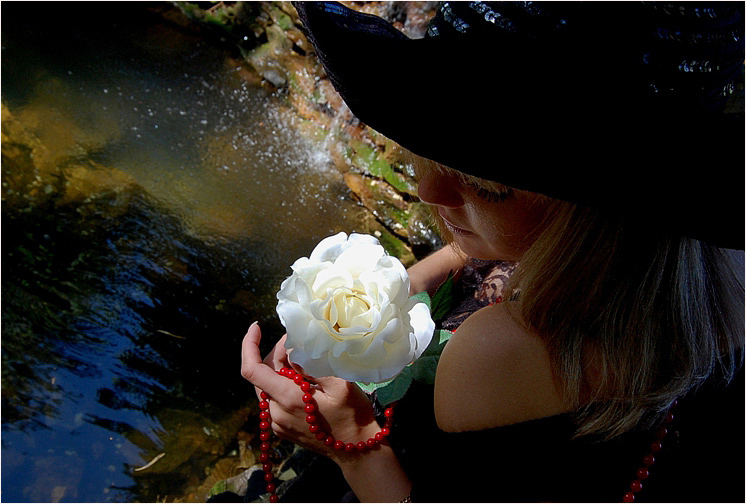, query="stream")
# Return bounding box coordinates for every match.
[1,4,369,502]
